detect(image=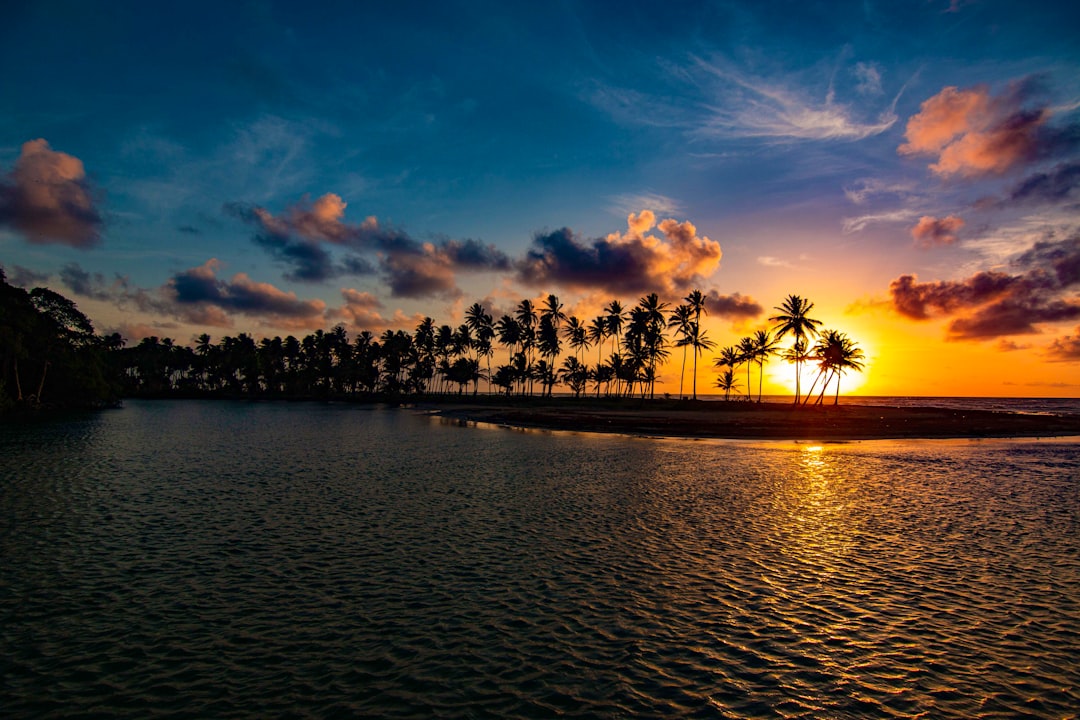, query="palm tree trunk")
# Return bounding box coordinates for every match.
[679,345,687,399]
[13,356,23,401]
